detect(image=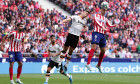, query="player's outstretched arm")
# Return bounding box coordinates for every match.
[58,18,71,25]
[106,19,116,28]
